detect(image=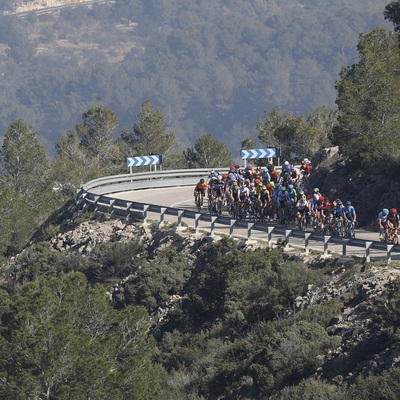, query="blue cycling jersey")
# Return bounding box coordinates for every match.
[333,205,345,218]
[344,206,356,221]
